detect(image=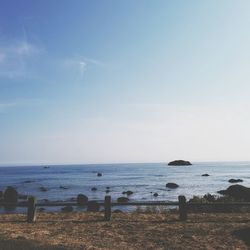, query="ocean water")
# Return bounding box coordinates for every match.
[1,162,250,213]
